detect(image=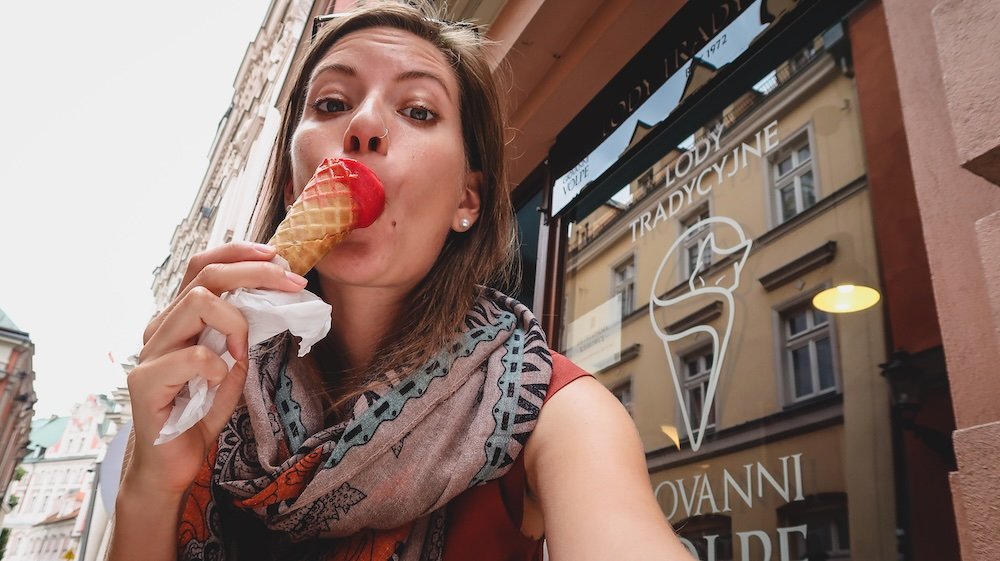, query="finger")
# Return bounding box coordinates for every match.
[201,358,249,436]
[127,345,230,427]
[181,241,276,290]
[187,260,308,299]
[144,242,279,343]
[148,261,306,345]
[140,287,249,365]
